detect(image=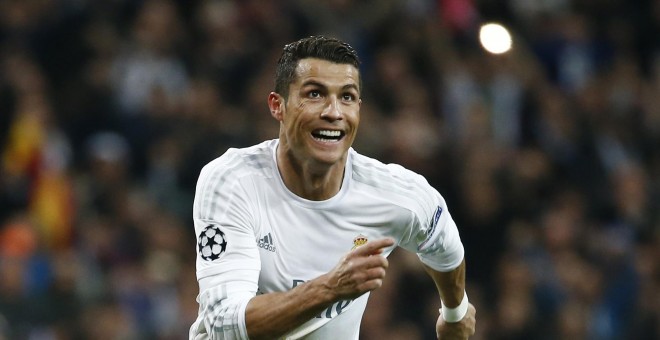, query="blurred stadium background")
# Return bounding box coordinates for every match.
[0,0,658,339]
